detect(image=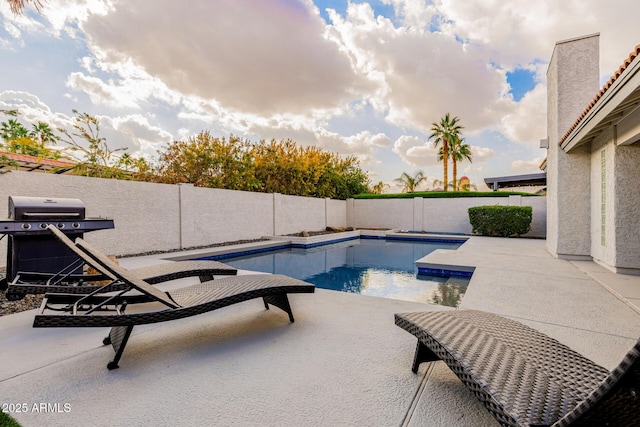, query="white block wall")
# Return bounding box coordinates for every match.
[0,170,547,270]
[273,193,326,236]
[179,185,274,247]
[350,196,546,237]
